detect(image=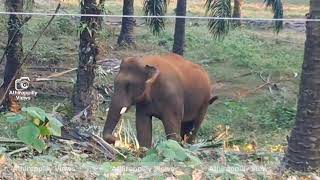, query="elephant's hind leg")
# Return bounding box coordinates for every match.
[187,105,209,144]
